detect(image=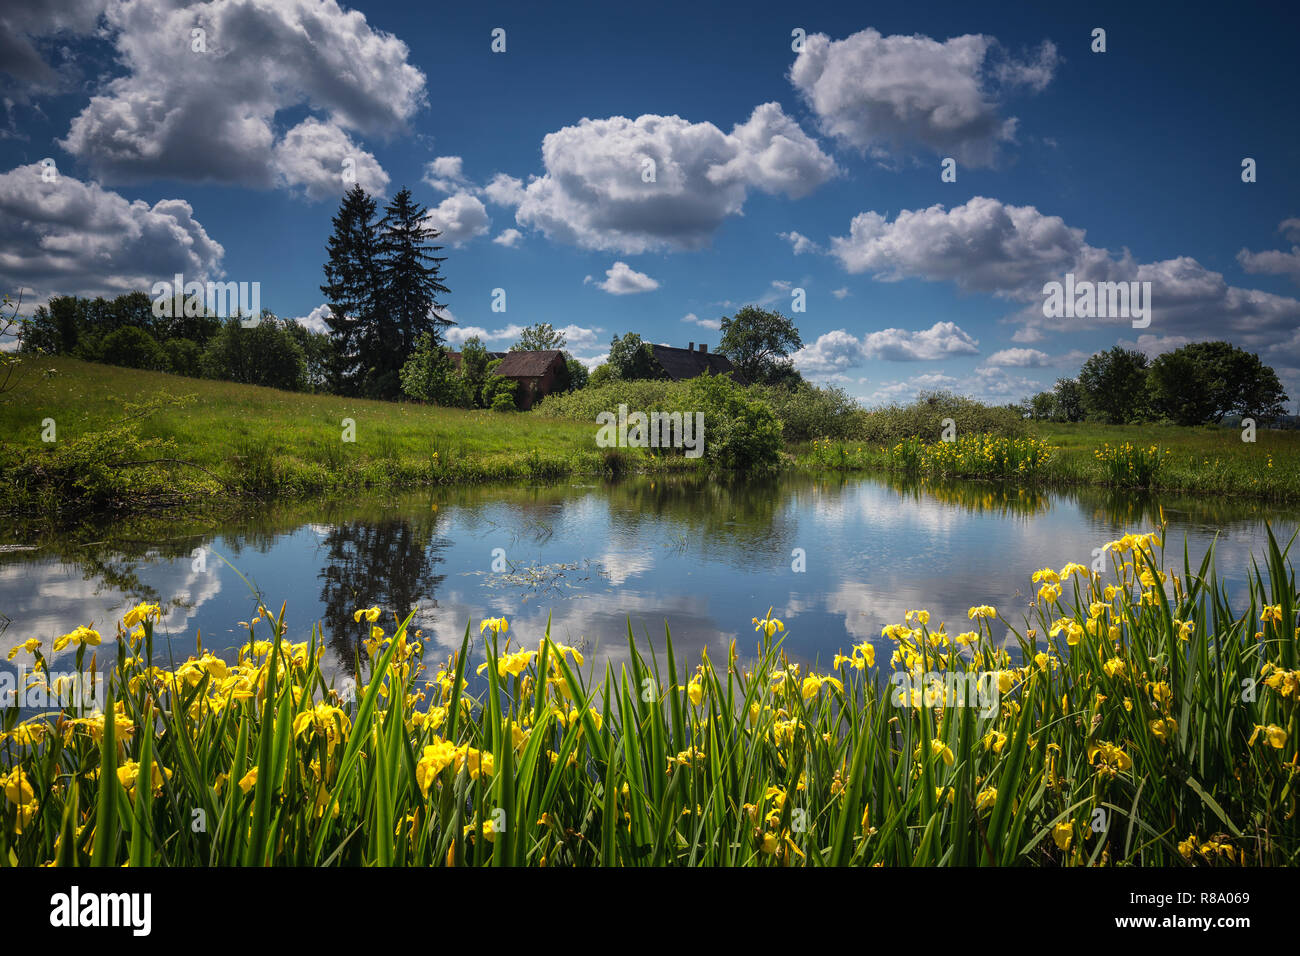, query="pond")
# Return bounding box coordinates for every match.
[2,474,1297,693]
